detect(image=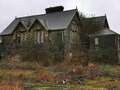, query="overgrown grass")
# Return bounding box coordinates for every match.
[0,69,35,82]
[97,64,120,77]
[0,61,120,90]
[33,85,107,90]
